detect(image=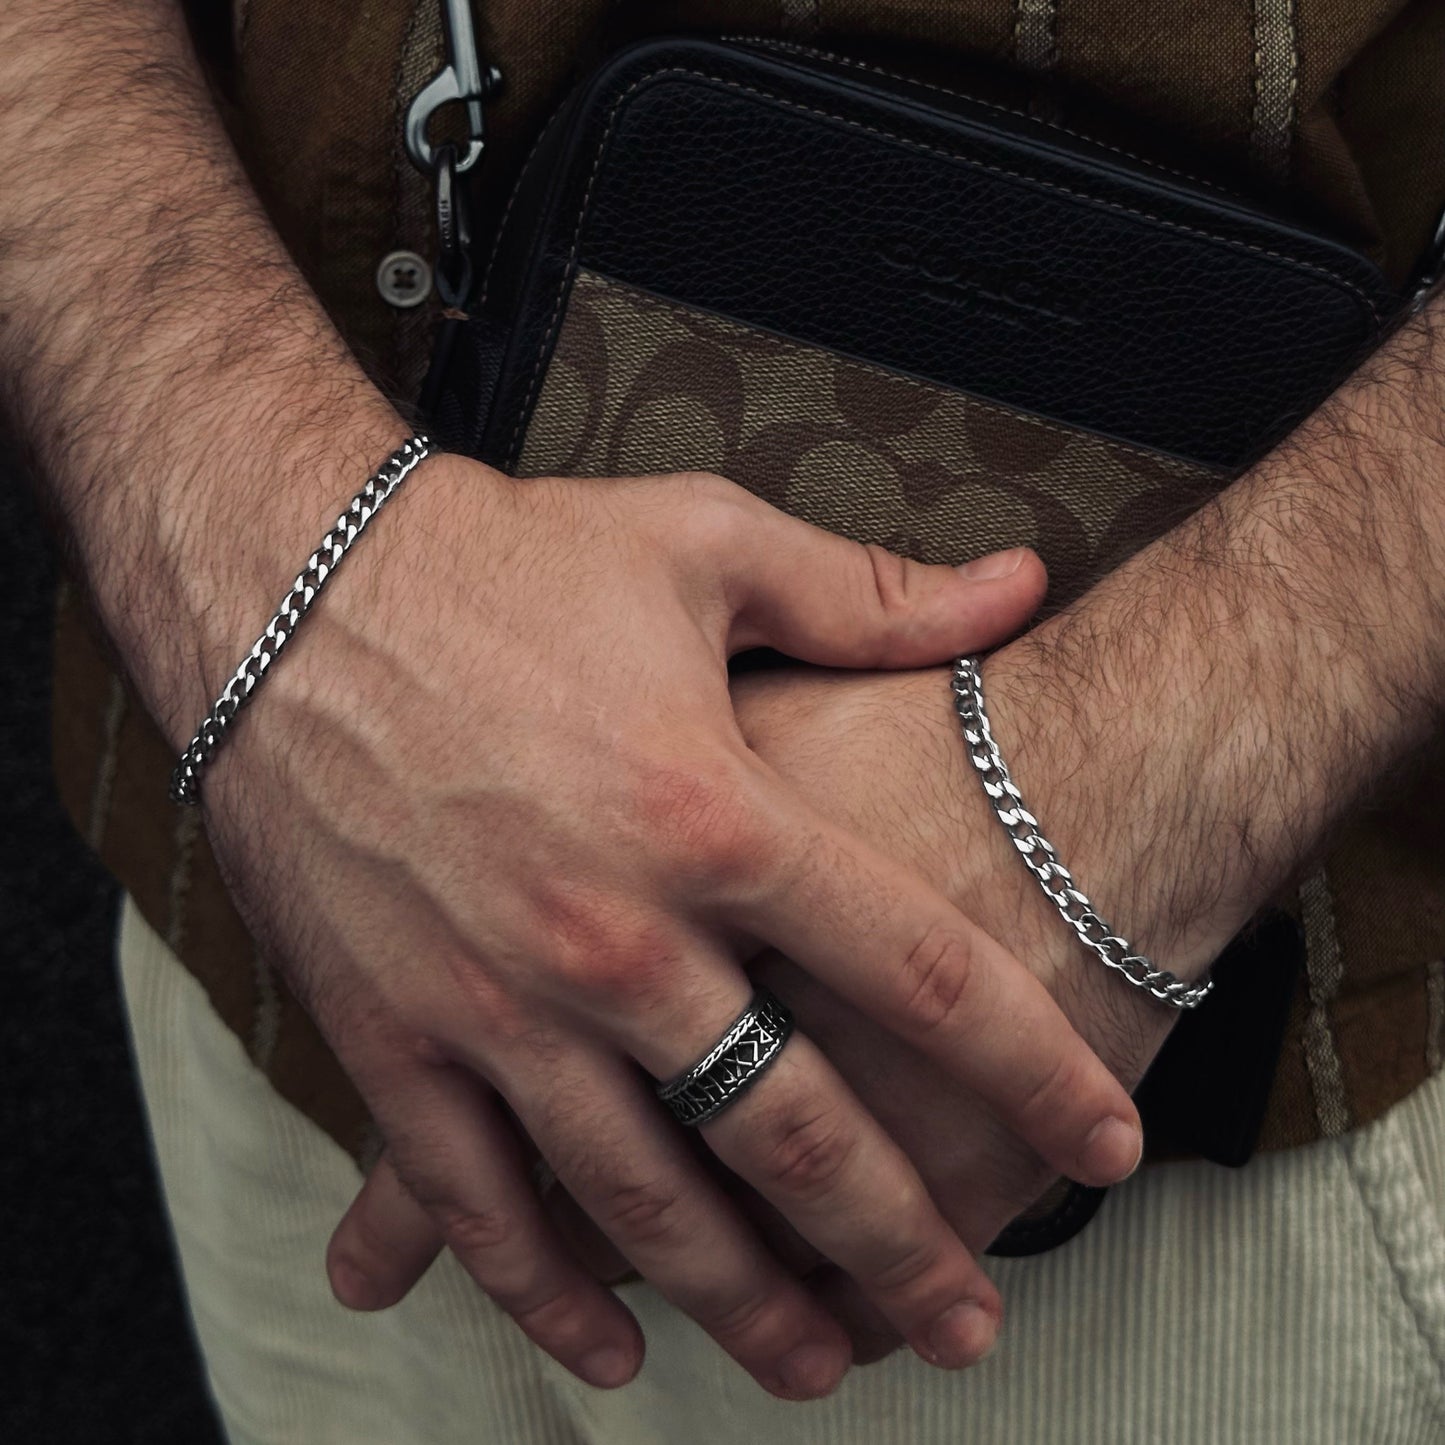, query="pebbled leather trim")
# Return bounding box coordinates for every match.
[639,70,1381,314]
